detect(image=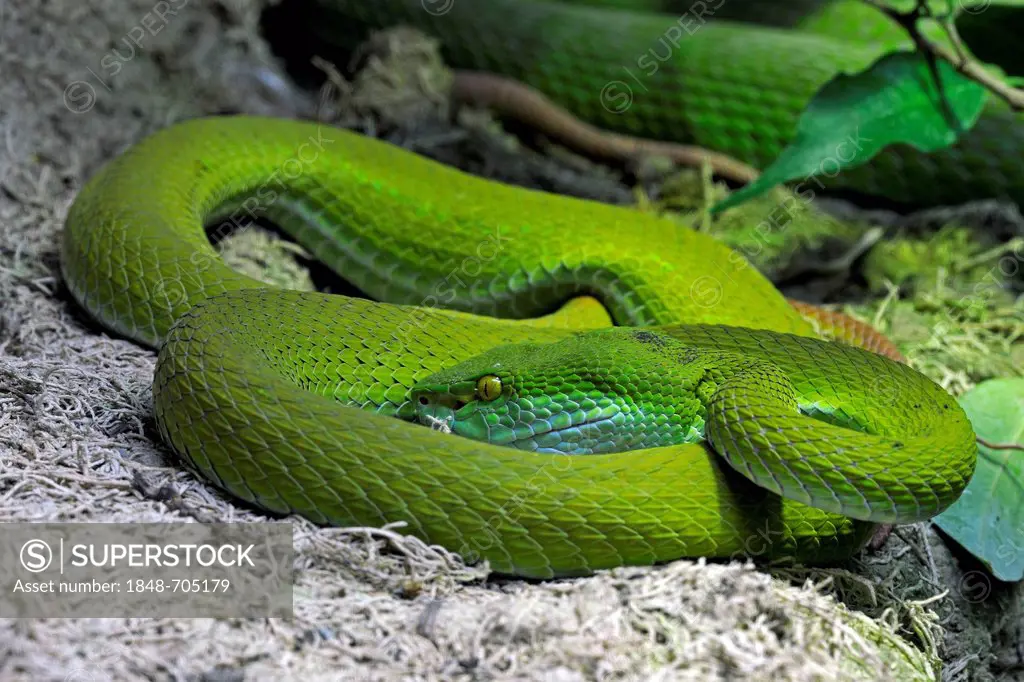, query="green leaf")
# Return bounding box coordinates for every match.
[710,51,988,214]
[933,378,1024,582]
